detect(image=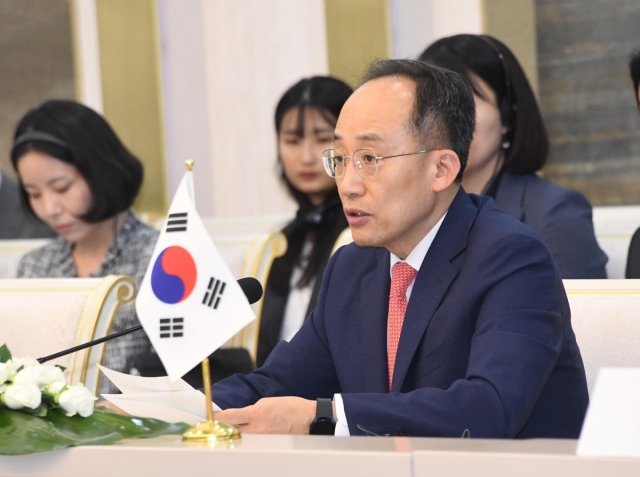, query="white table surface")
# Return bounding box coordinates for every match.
[2,435,640,477]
